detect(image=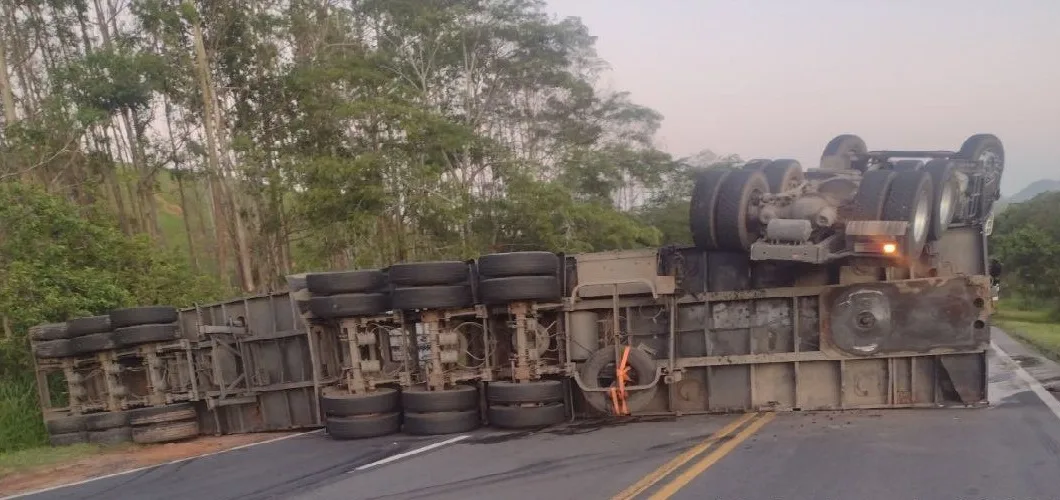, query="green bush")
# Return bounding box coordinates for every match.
[0,182,228,452]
